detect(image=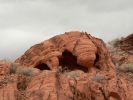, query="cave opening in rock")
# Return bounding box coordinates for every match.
[35,63,50,70]
[59,50,88,72]
[94,53,100,69]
